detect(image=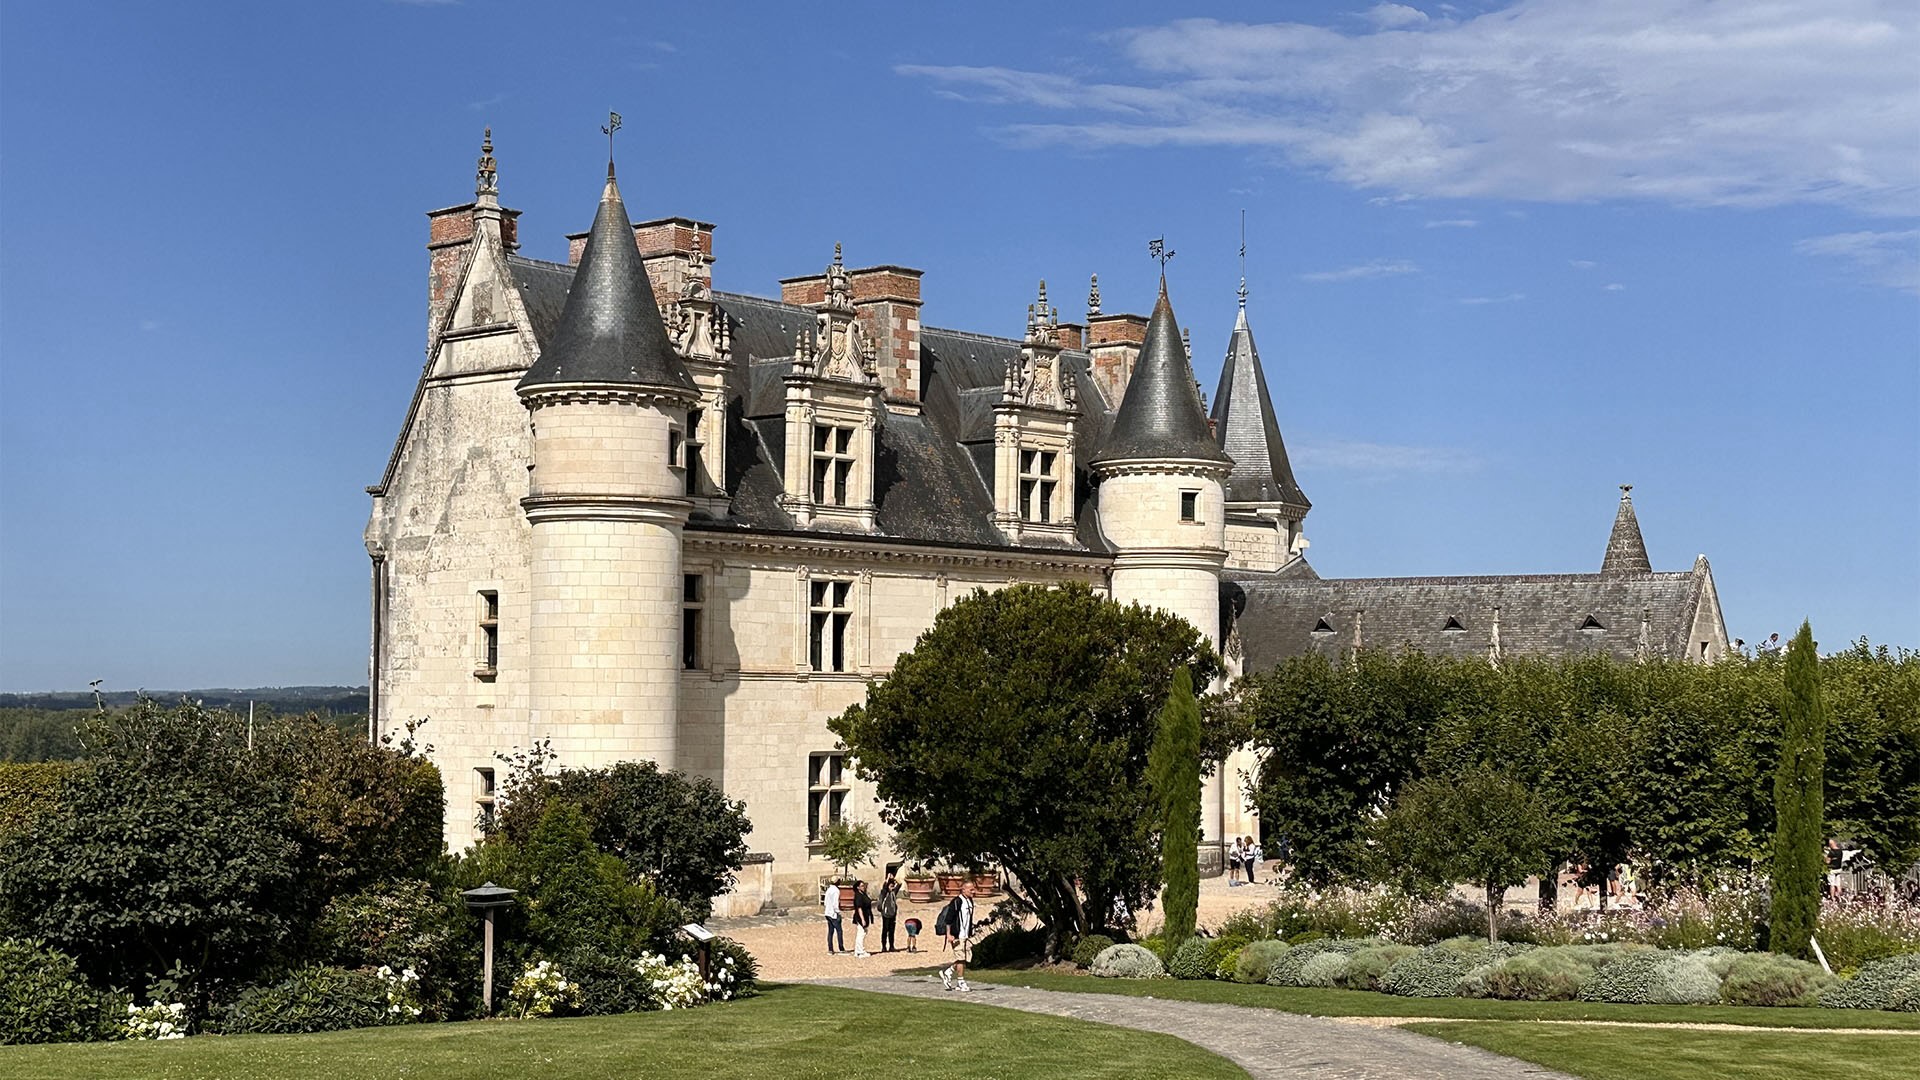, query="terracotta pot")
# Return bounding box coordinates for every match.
[937,872,966,897]
[837,883,859,910]
[971,871,1001,895]
[905,877,937,903]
